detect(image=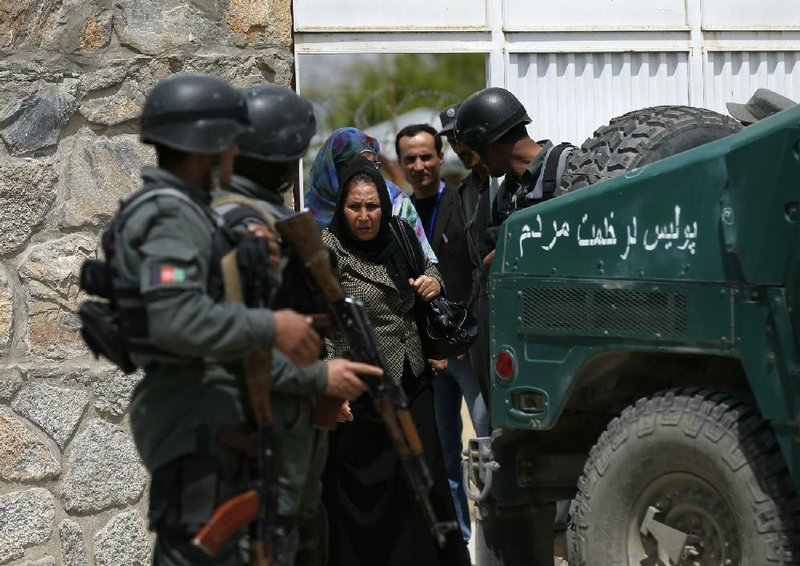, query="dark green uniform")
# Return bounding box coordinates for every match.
[118,167,274,565]
[214,174,330,565]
